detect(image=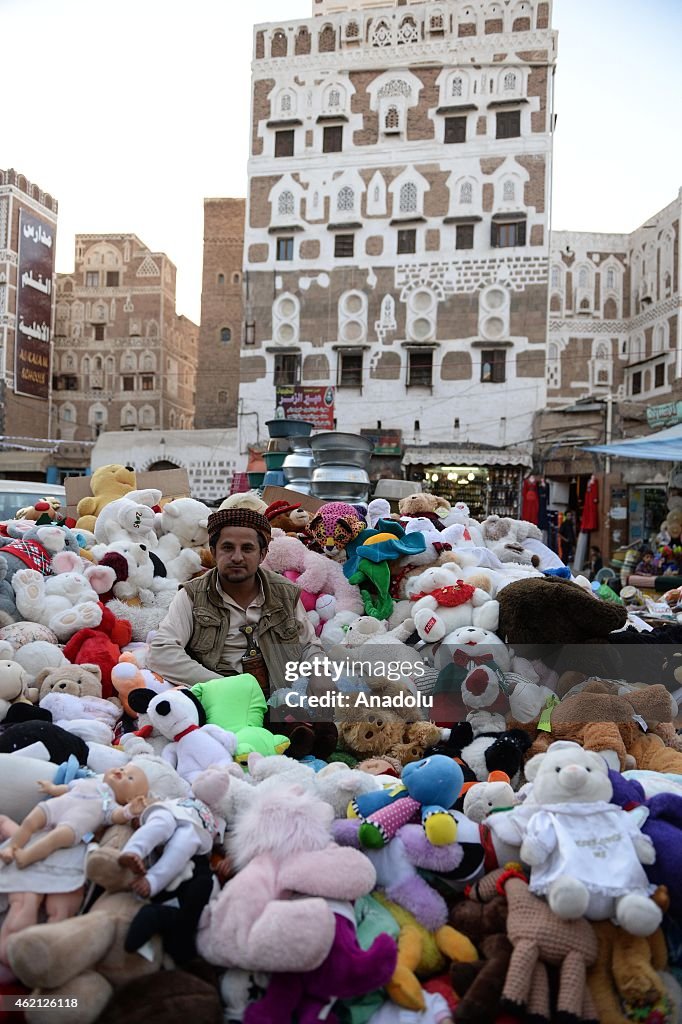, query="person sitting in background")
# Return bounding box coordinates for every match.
[588,545,603,580]
[634,549,656,576]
